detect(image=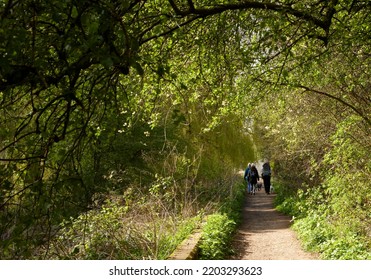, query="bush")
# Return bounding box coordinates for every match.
[41,197,200,260]
[198,182,245,259]
[275,181,371,260]
[198,213,236,259]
